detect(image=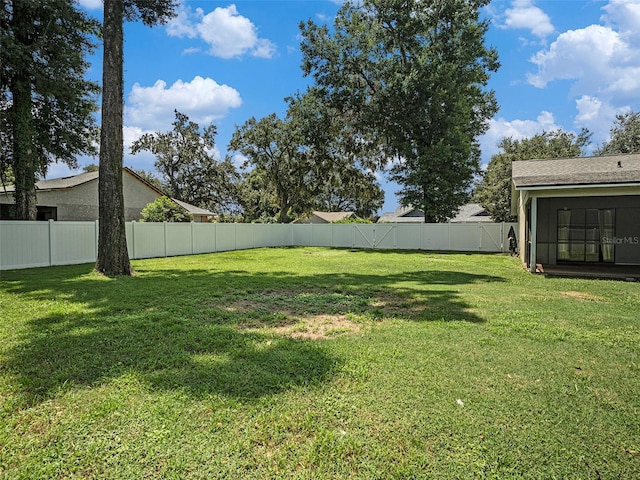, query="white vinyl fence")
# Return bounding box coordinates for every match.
[0,220,517,271]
